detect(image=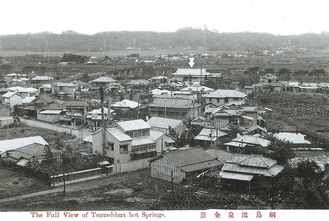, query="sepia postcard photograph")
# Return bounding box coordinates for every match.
[0,0,329,220]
